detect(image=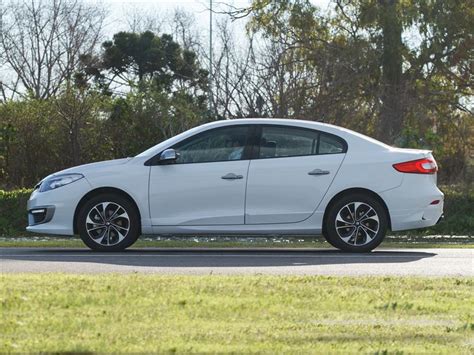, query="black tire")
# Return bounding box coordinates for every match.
[323,193,388,252]
[77,193,140,251]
